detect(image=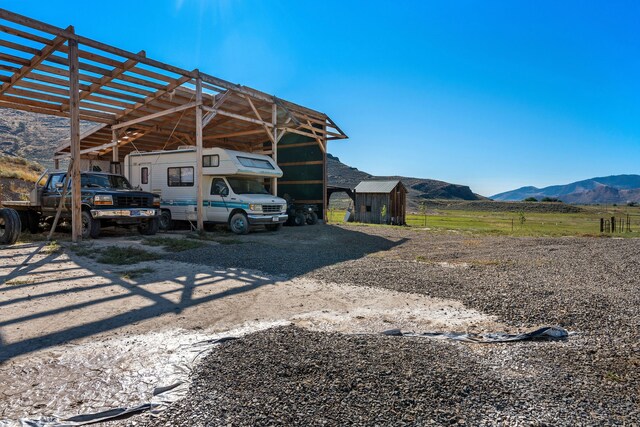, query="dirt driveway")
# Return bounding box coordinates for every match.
[0,225,497,422]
